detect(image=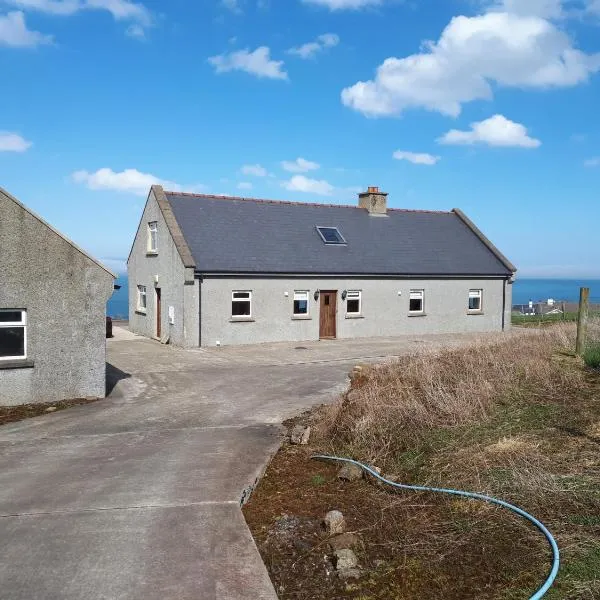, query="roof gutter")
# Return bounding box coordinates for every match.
[452,208,517,274]
[195,271,512,279]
